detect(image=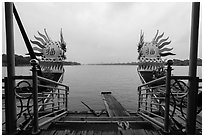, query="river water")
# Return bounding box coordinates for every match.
[2,65,202,112]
